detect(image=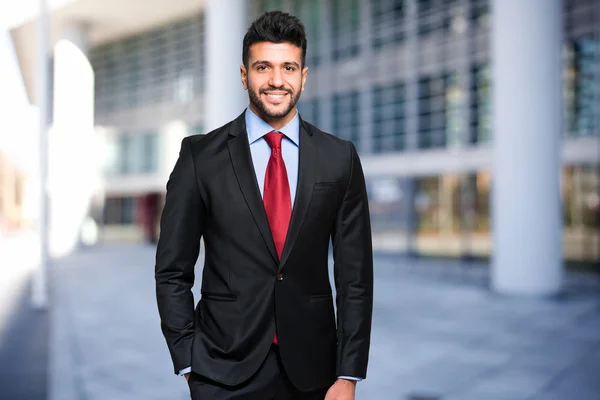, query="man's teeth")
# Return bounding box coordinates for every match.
[266,93,286,98]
